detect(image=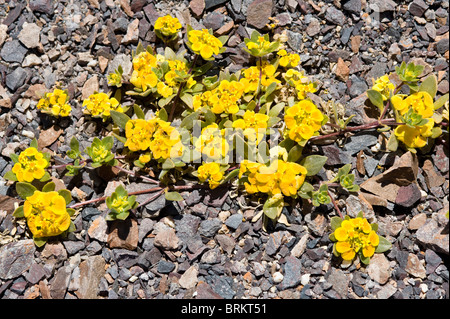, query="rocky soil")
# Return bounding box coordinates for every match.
[0,0,448,301]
